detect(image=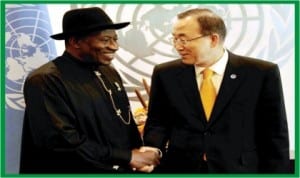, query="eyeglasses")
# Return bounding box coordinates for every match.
[170,35,209,46]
